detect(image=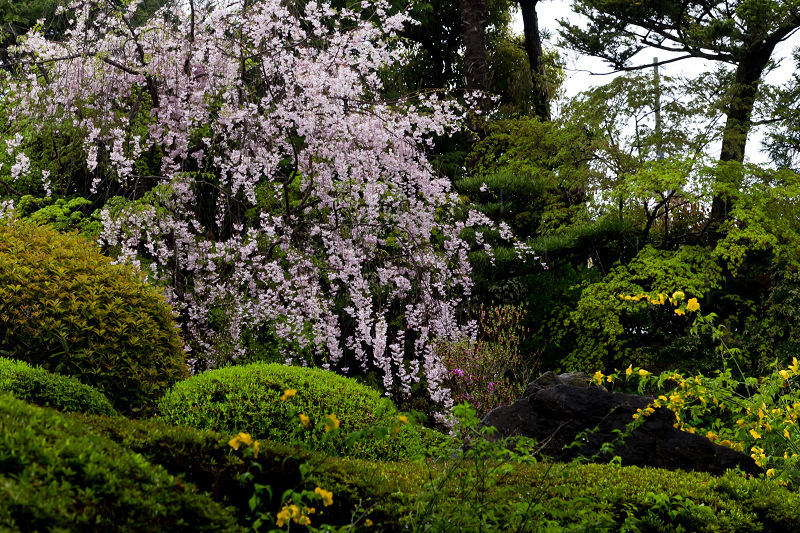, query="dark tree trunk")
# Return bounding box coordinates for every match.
[459,0,489,95]
[709,41,780,223]
[519,0,550,121]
